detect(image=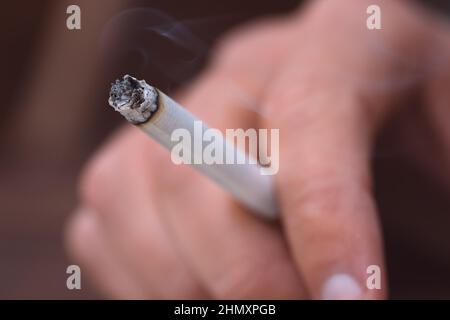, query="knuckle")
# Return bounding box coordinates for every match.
[262,75,331,122]
[210,19,286,72]
[78,143,135,213]
[262,72,371,129]
[283,174,371,228]
[210,37,252,73]
[78,151,115,211]
[78,128,149,212]
[292,178,348,220]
